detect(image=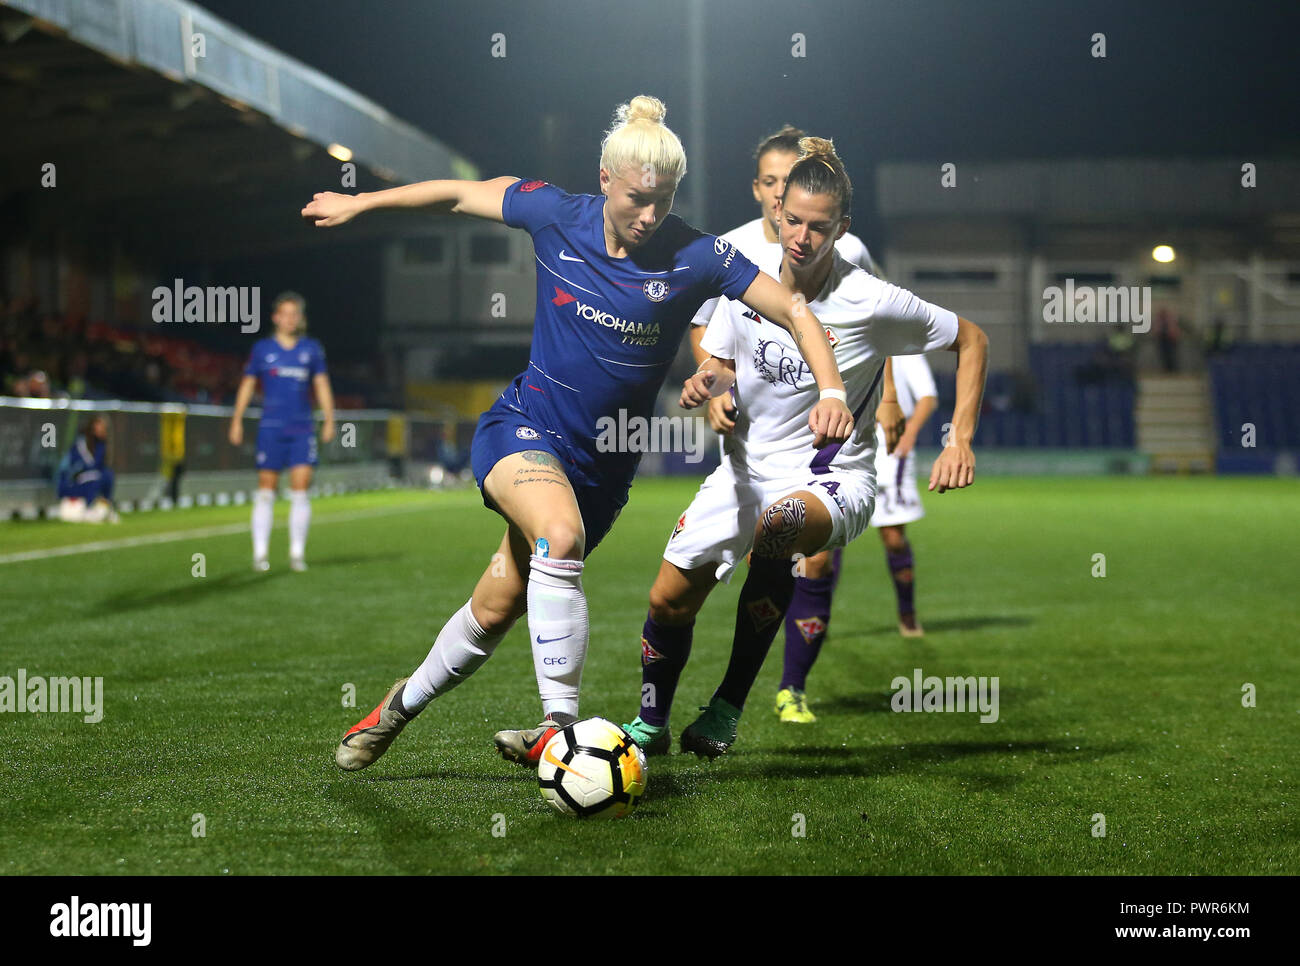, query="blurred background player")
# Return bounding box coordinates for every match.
[623,138,988,758]
[775,352,939,722]
[868,353,939,637]
[228,292,335,572]
[56,415,119,523]
[309,95,853,773]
